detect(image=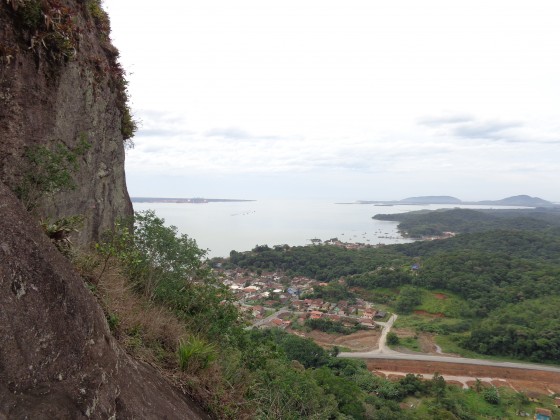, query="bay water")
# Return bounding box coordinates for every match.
[132,200,526,258]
